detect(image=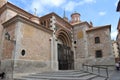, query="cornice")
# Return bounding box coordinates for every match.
[86,25,111,32]
[0,2,39,19]
[72,21,90,27]
[40,12,73,28]
[2,15,53,34]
